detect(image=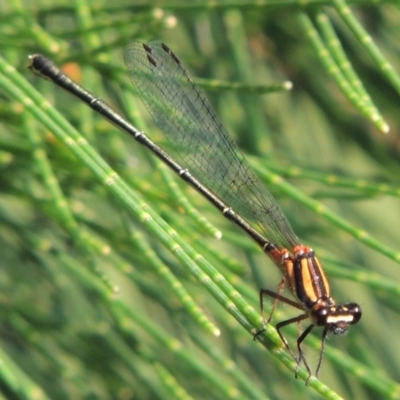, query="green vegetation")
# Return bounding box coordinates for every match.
[1,1,400,399]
